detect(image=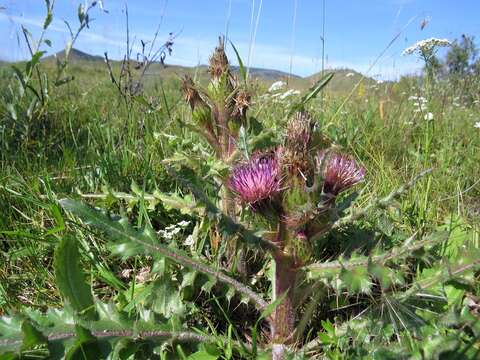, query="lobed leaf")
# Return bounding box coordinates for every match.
[59,199,267,311]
